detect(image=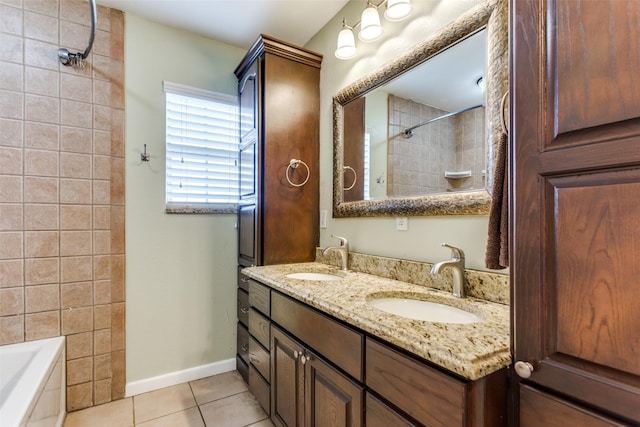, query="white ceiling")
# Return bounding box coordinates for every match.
[97,0,350,49]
